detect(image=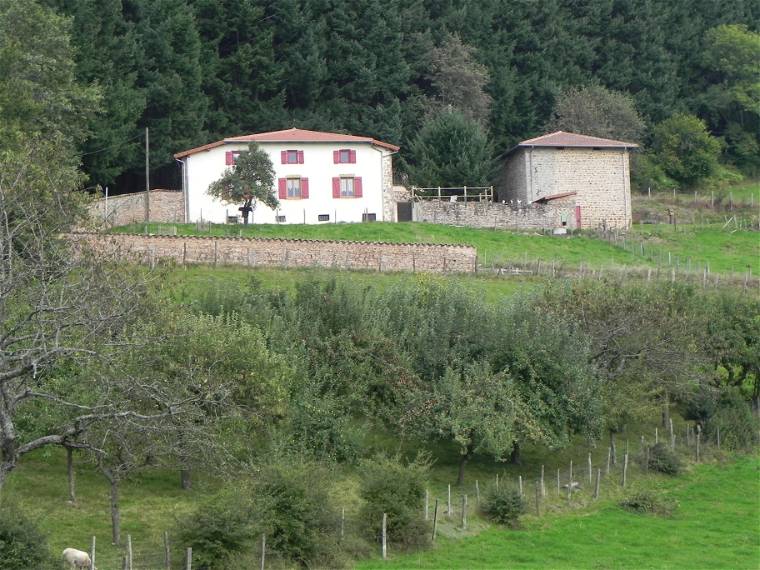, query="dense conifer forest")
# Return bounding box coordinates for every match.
[43,0,759,192]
